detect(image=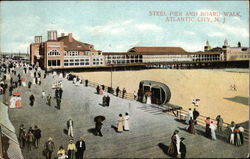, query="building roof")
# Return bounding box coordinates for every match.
[128,47,187,55]
[57,36,96,52]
